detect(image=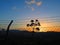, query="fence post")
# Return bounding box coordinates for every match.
[6,20,13,41]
